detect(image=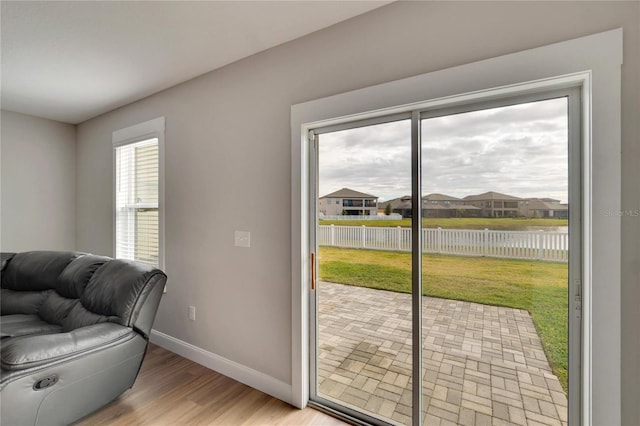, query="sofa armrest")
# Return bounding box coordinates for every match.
[1,323,136,371]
